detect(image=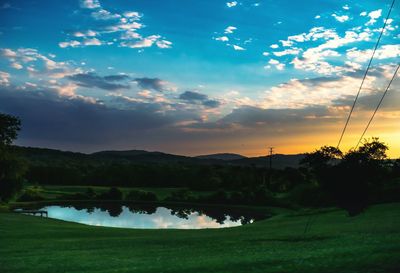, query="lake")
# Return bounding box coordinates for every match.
[17,203,268,229]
